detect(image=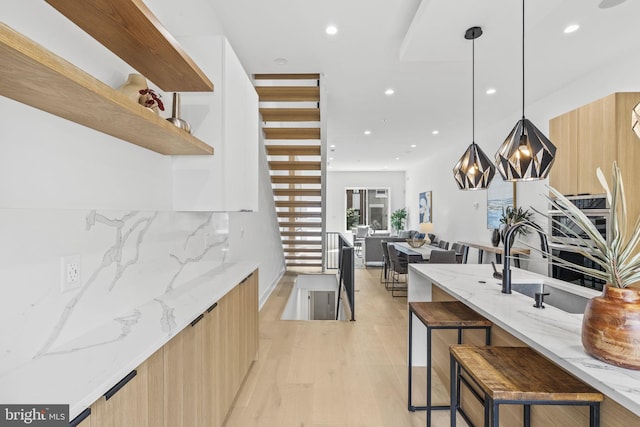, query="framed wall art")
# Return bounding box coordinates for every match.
[419,191,432,223]
[487,180,516,229]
